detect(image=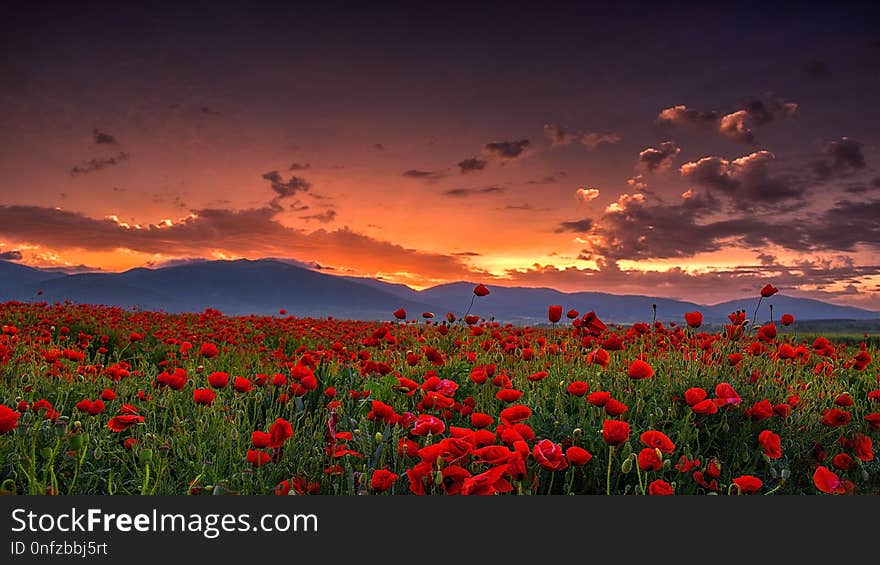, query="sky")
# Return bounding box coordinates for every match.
[2,2,880,308]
